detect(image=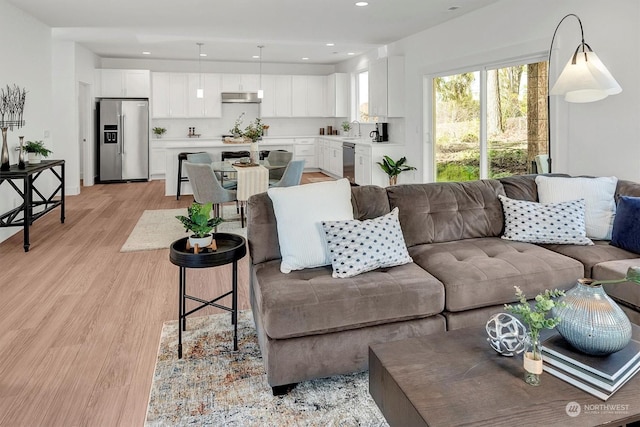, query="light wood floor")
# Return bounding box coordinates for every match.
[0,173,331,426]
